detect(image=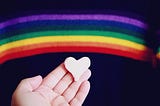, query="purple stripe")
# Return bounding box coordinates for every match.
[0,14,148,29]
